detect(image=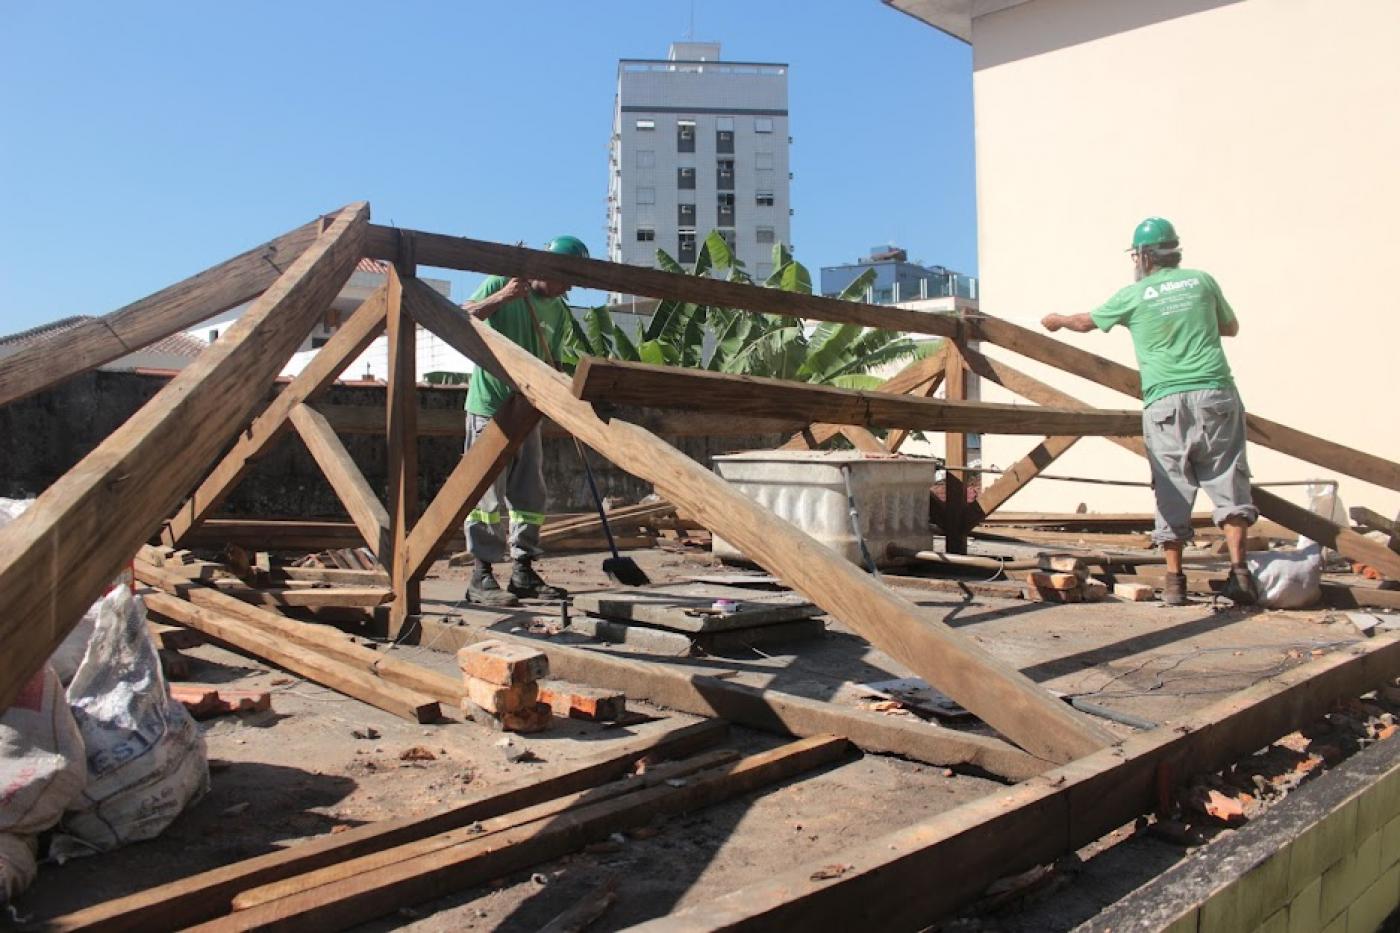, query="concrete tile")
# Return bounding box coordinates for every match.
[1346,863,1400,933]
[1201,880,1245,933]
[1384,814,1400,870]
[1237,850,1291,927]
[1288,875,1321,933]
[1321,831,1381,925]
[1320,912,1347,933]
[1291,800,1358,892]
[1357,767,1400,840]
[1163,908,1200,933]
[1256,906,1288,933]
